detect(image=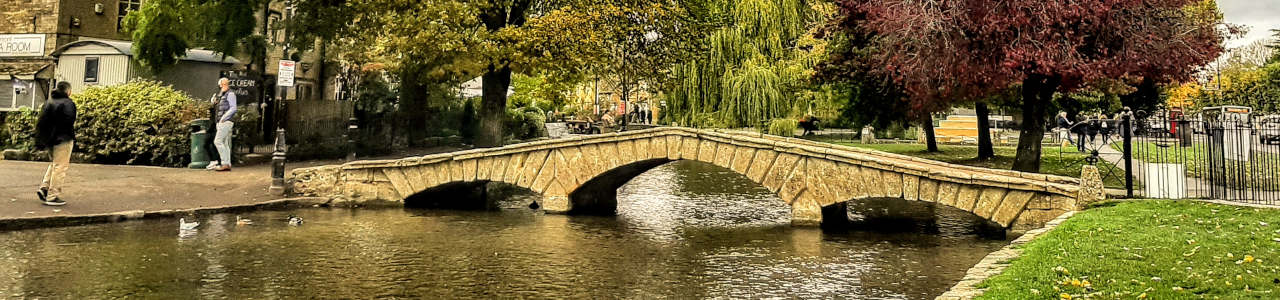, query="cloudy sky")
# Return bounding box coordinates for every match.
[1218,0,1280,48]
